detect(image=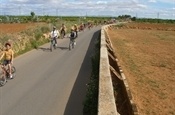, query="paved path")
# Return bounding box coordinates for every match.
[0,26,101,115]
